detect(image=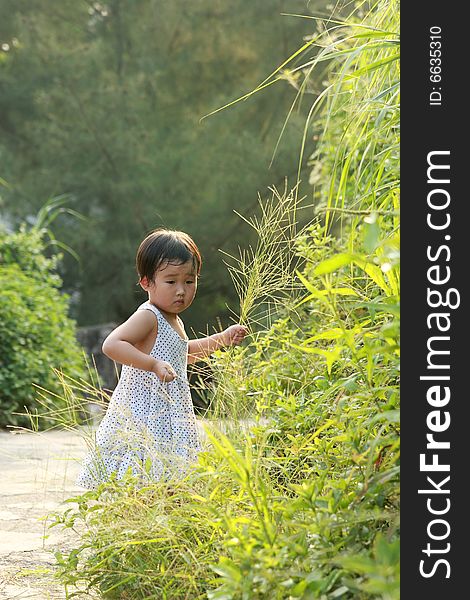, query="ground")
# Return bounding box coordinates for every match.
[0,429,88,599]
